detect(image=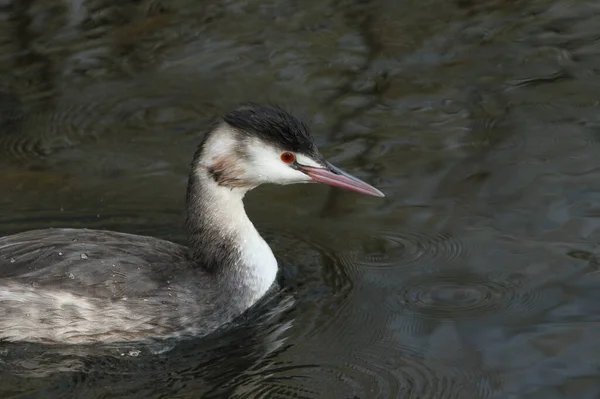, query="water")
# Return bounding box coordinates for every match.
[1,0,600,397]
